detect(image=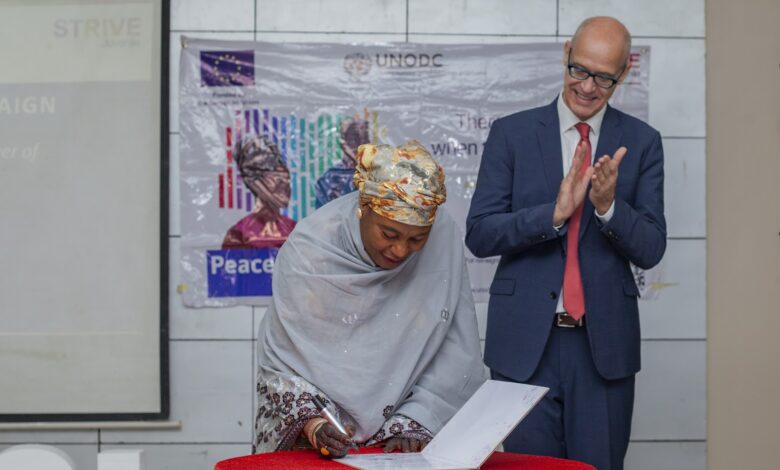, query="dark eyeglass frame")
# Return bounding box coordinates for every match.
[566,50,626,89]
